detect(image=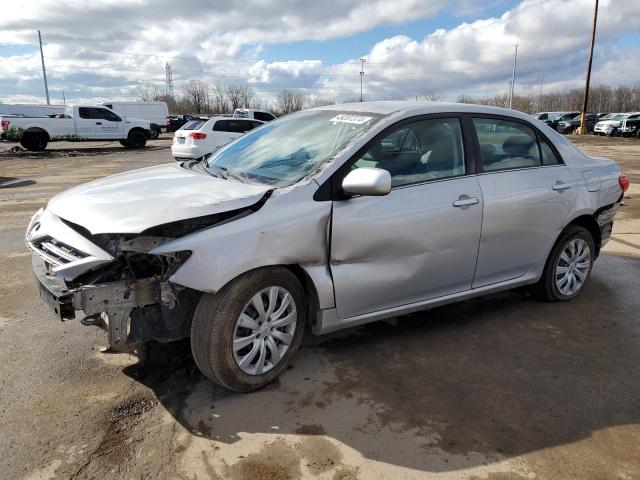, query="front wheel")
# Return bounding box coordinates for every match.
[191,268,306,392]
[533,225,595,301]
